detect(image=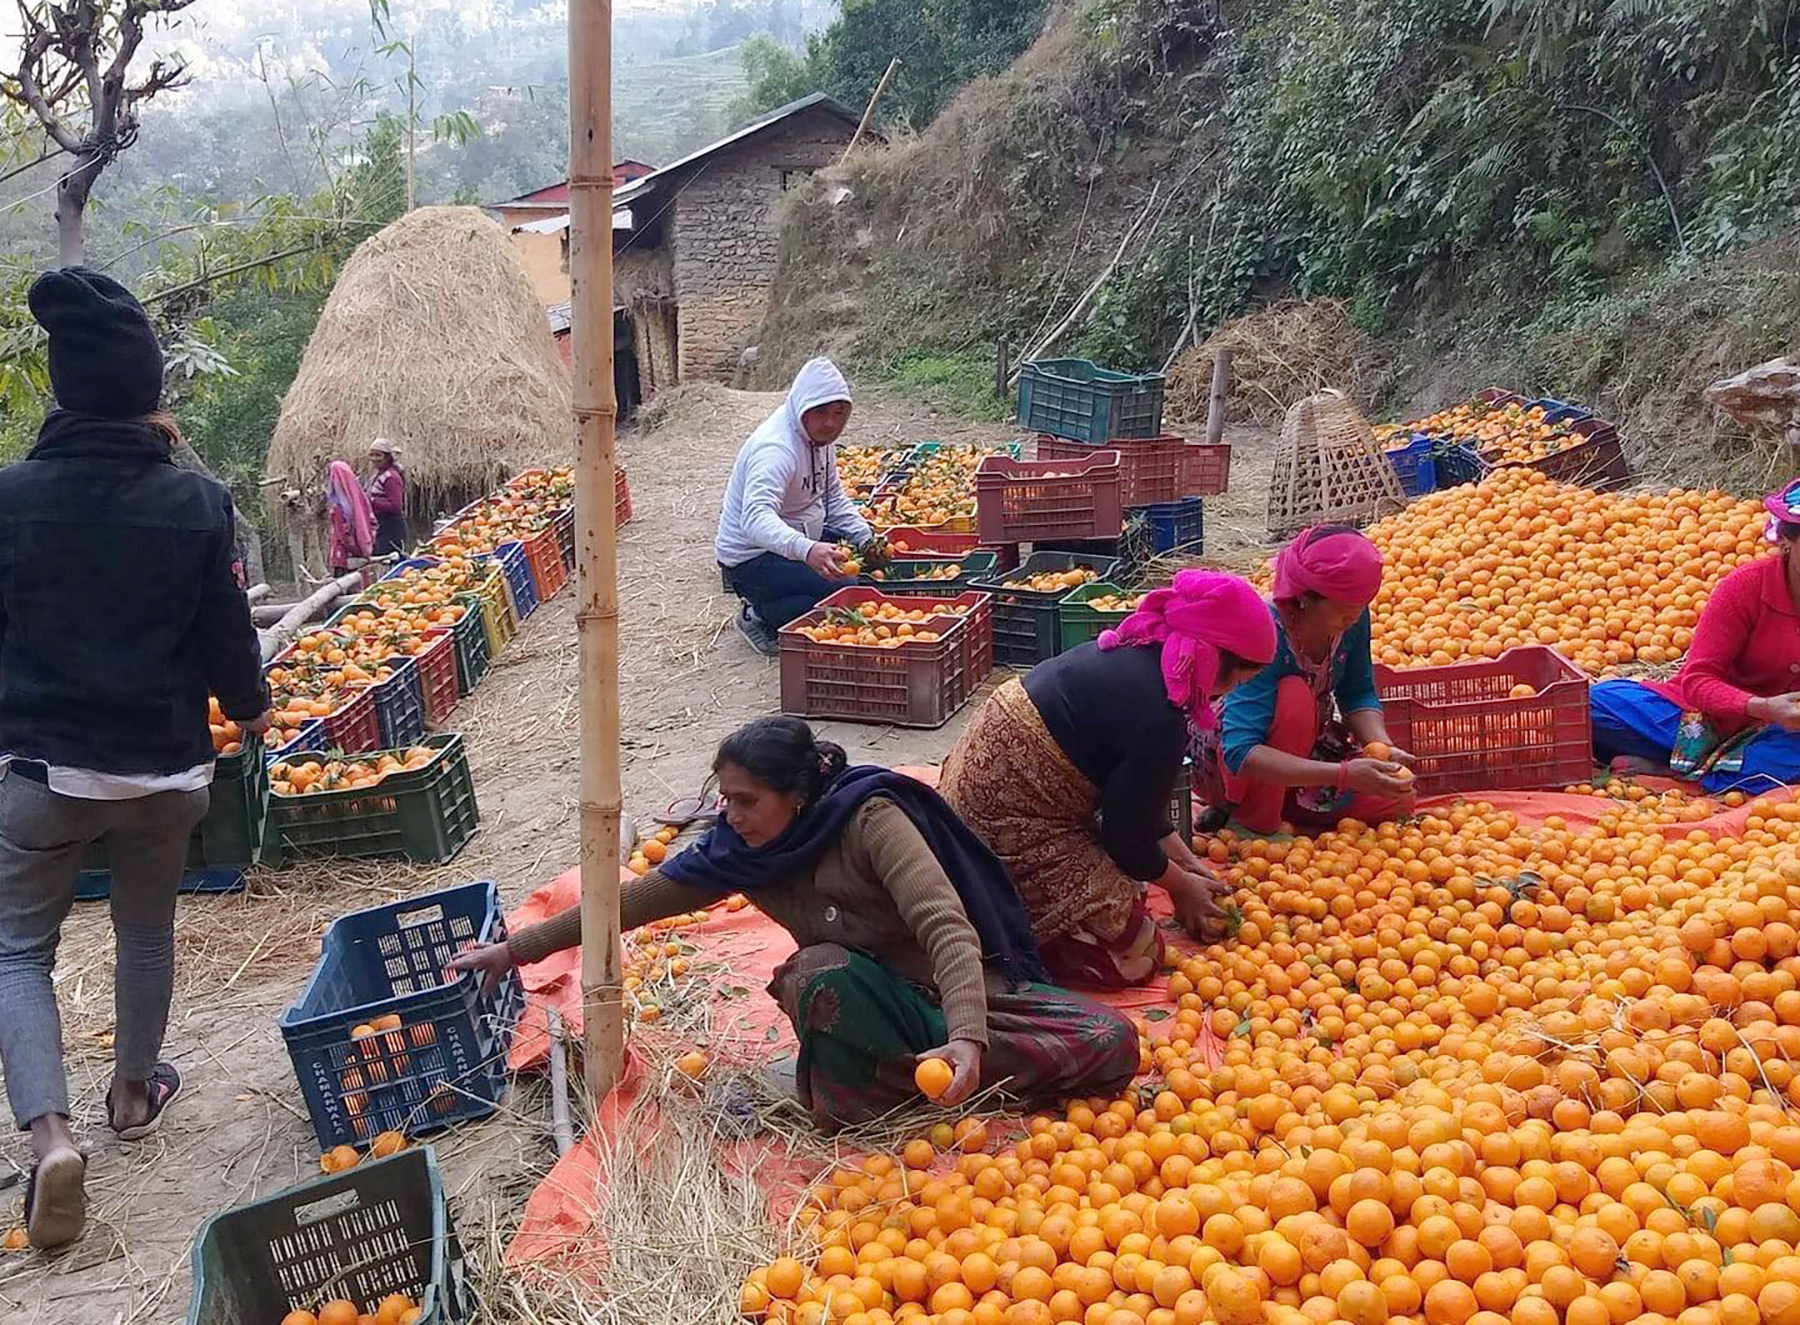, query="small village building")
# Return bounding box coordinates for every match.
[490,95,862,413]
